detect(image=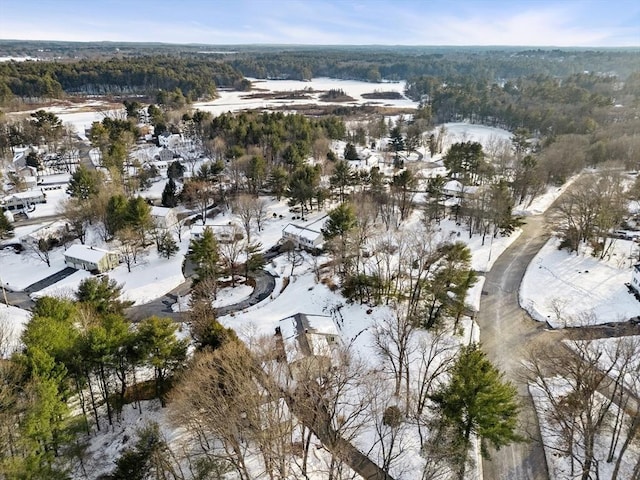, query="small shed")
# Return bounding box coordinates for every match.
[282,224,323,250]
[64,245,120,273]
